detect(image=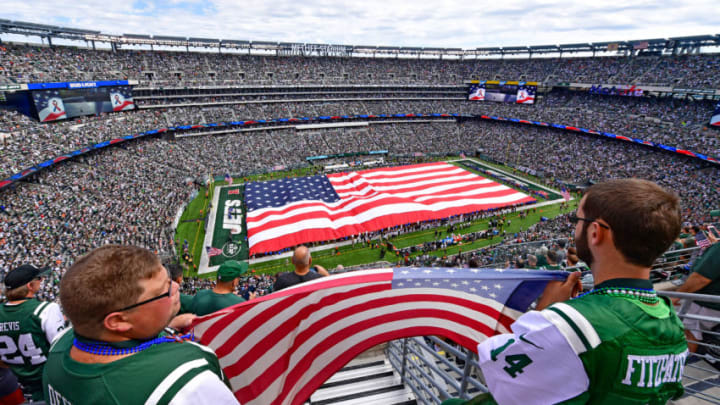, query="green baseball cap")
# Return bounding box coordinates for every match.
[217,260,248,281]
